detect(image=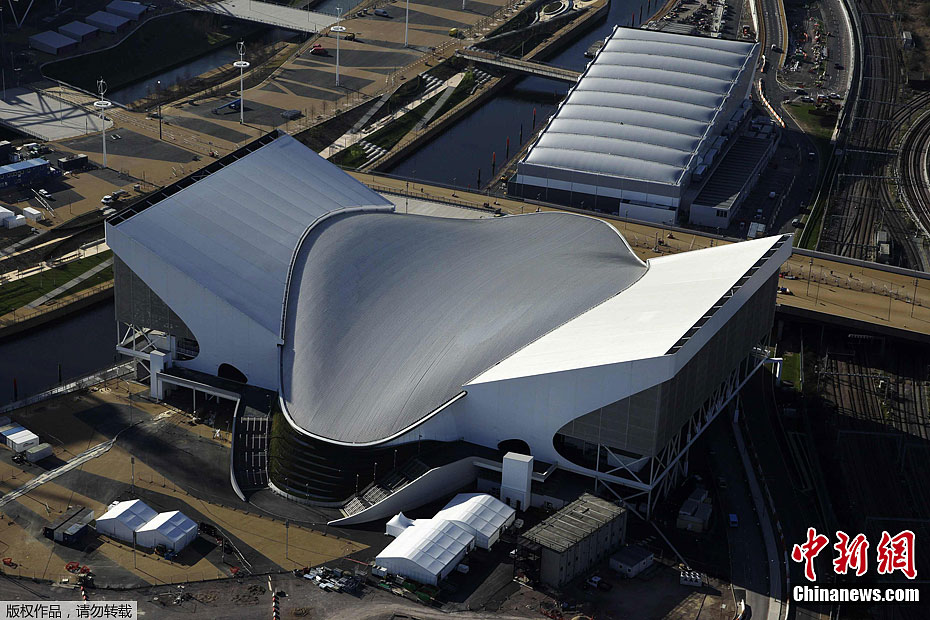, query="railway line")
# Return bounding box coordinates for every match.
[818,2,926,270]
[897,103,930,251]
